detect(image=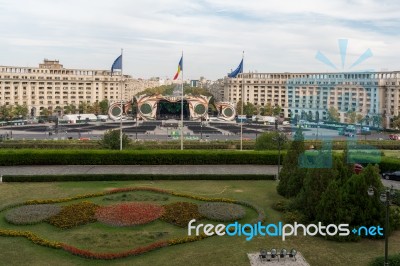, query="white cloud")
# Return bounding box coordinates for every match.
[0,0,399,79]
